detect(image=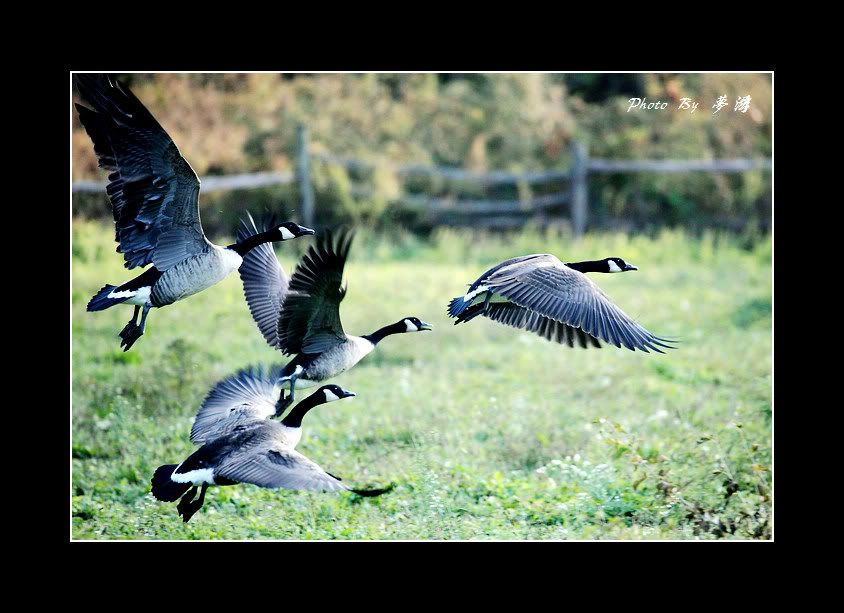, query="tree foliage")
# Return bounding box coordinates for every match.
[72,73,772,234]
